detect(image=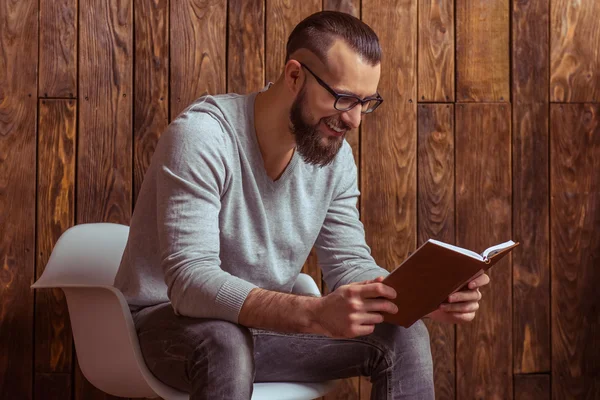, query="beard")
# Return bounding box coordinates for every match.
[289,85,350,167]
